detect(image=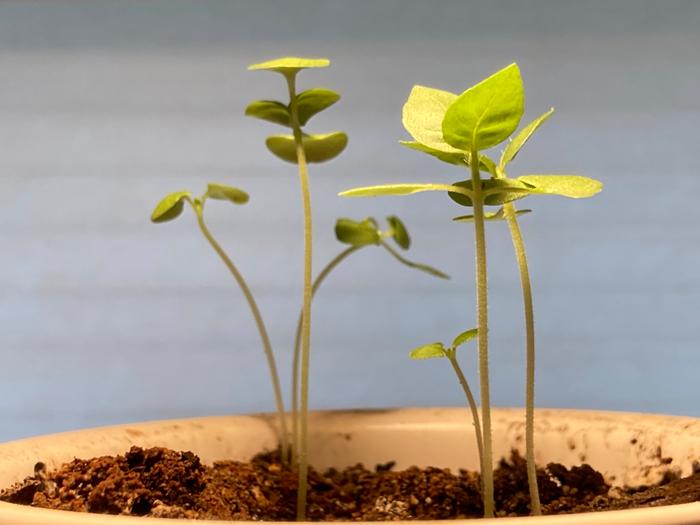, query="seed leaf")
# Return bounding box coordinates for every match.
[335,218,380,247]
[452,328,478,349]
[244,100,290,127]
[296,88,340,126]
[340,183,462,198]
[448,178,534,207]
[500,108,554,169]
[453,208,532,222]
[265,132,348,164]
[442,63,524,151]
[400,141,467,166]
[409,343,447,360]
[402,85,462,153]
[518,175,603,198]
[248,57,330,74]
[151,191,192,223]
[206,183,249,204]
[387,215,410,250]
